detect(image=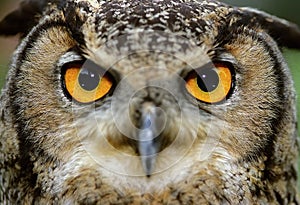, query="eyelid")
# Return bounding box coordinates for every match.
[57,51,84,69]
[211,51,238,70]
